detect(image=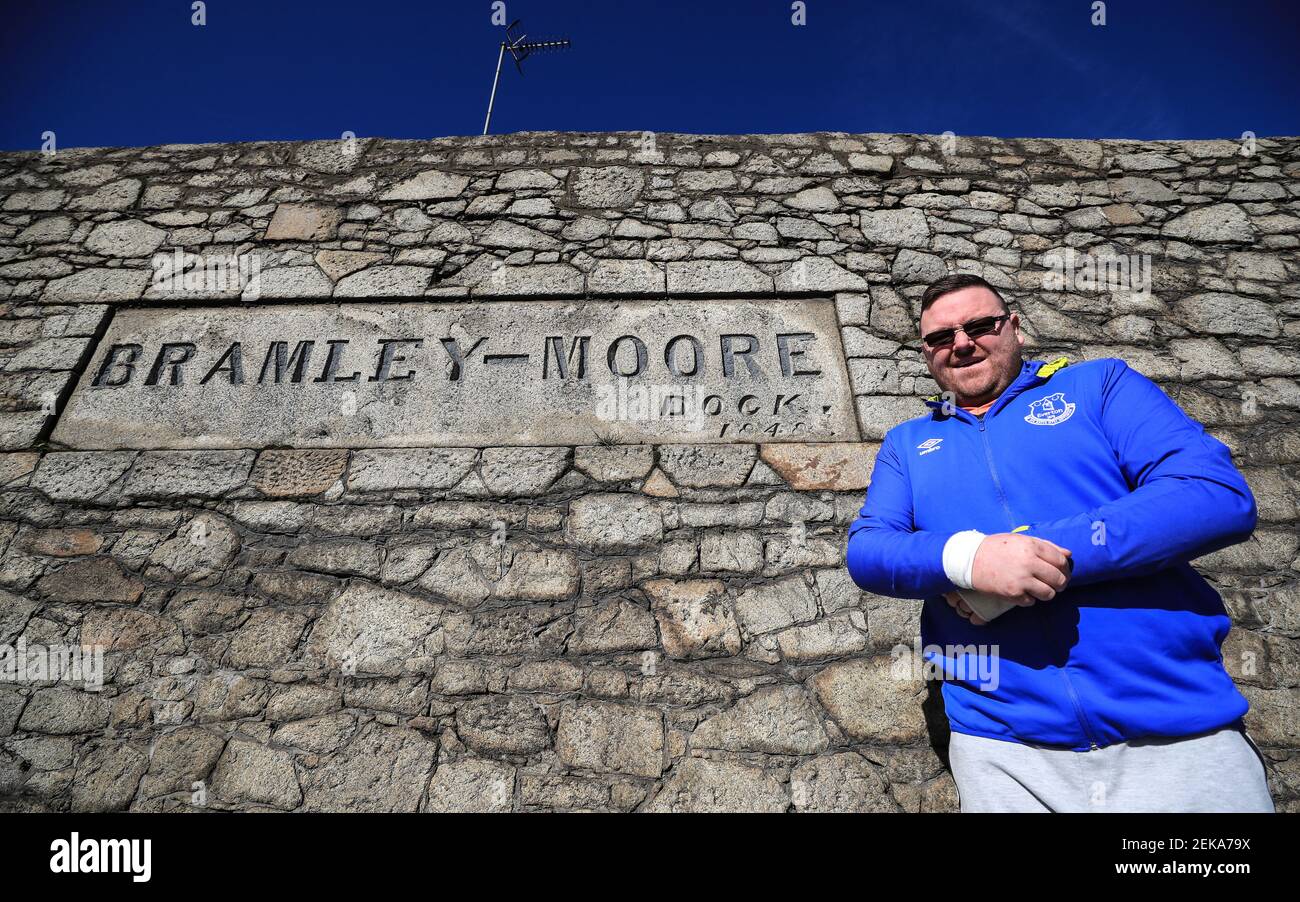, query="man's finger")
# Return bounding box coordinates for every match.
[1031,539,1072,570]
[1032,536,1071,555]
[943,591,963,612]
[1047,549,1072,571]
[1022,577,1059,602]
[1029,557,1070,591]
[959,601,987,625]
